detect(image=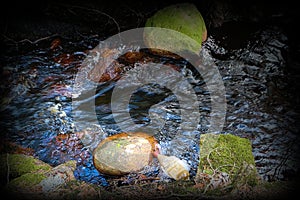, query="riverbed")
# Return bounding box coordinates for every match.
[1,0,299,186]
